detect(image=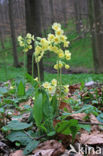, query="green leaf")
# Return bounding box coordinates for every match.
[0,108,5,113]
[56,119,79,142]
[2,120,32,131]
[17,81,25,97]
[79,124,91,132]
[24,140,39,155]
[97,113,103,123]
[56,120,71,135]
[33,91,43,126]
[51,95,58,116]
[0,87,8,96]
[47,131,56,136]
[42,90,52,118]
[7,131,32,146]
